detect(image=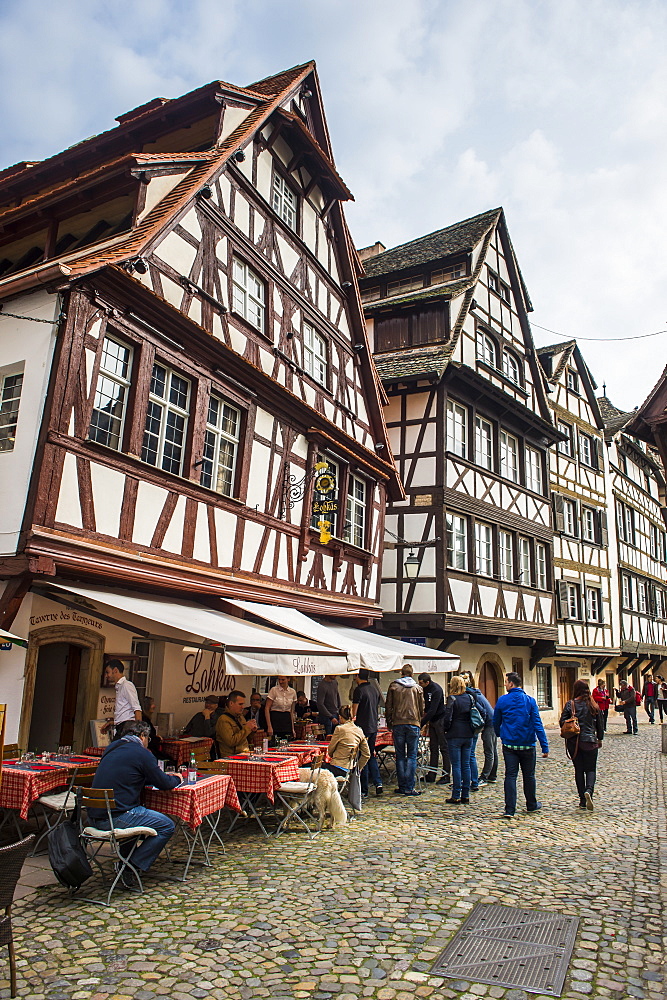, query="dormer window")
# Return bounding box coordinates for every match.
[431,261,466,284]
[272,172,297,230]
[488,269,510,303]
[502,350,520,385]
[476,329,497,368]
[386,275,424,296]
[566,368,579,393]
